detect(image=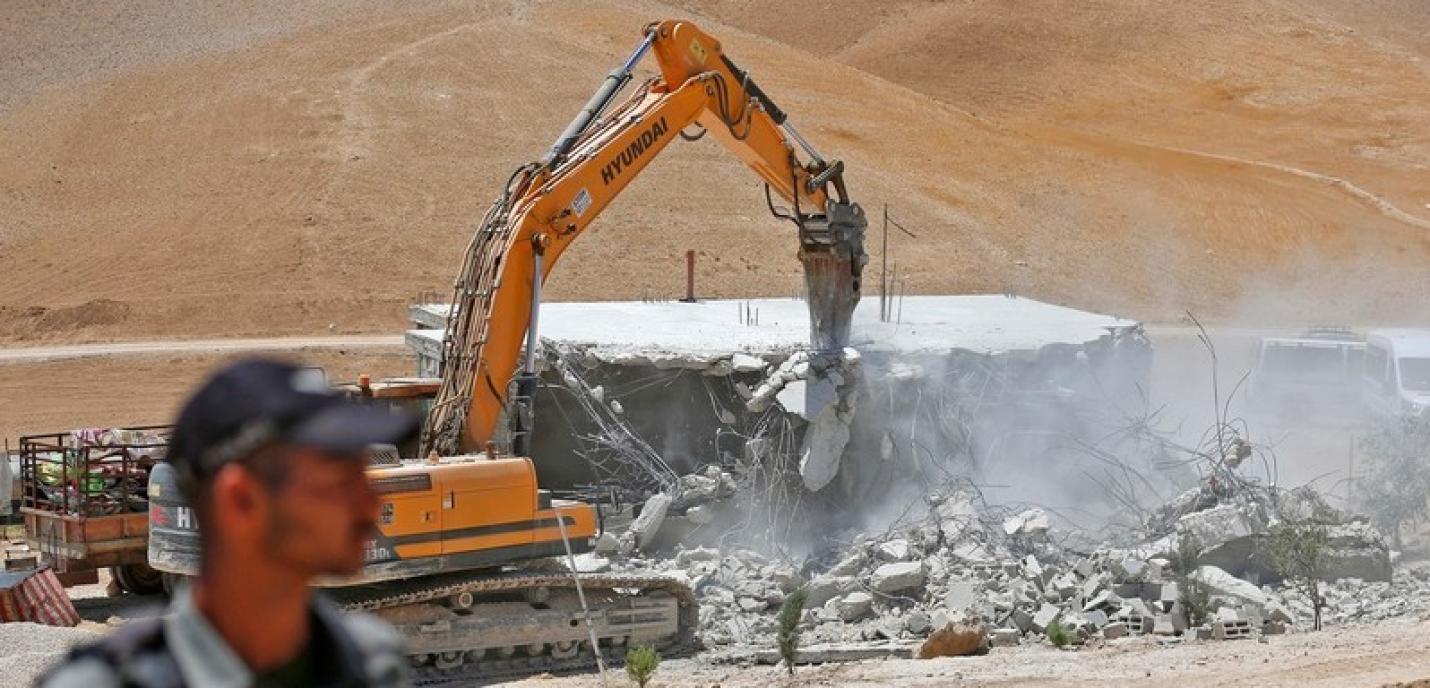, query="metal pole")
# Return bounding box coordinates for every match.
[555,513,608,682]
[881,204,889,322]
[682,250,696,302]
